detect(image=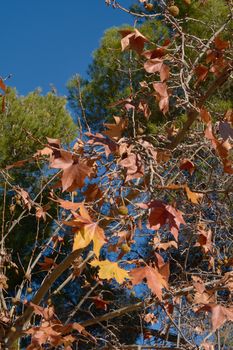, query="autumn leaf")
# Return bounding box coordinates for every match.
[119,28,149,54]
[0,78,6,92]
[138,100,151,119]
[73,223,106,258]
[15,187,33,210]
[195,223,213,254]
[130,265,168,301]
[184,184,203,204]
[153,82,169,114]
[86,131,118,157]
[119,152,144,181]
[214,36,229,50]
[83,183,104,205]
[104,116,127,140]
[200,108,211,124]
[89,296,111,311]
[179,158,195,175]
[66,207,106,258]
[198,304,233,331]
[90,259,129,283]
[58,199,84,211]
[153,237,178,251]
[144,313,156,324]
[38,257,57,271]
[138,200,185,240]
[194,64,209,85]
[205,122,233,174]
[51,156,95,192]
[144,59,169,82]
